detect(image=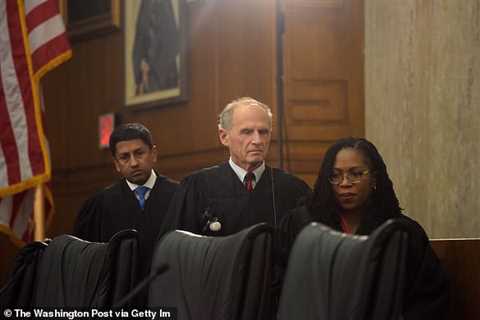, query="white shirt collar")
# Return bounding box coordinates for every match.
[228,158,265,183]
[126,169,157,191]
